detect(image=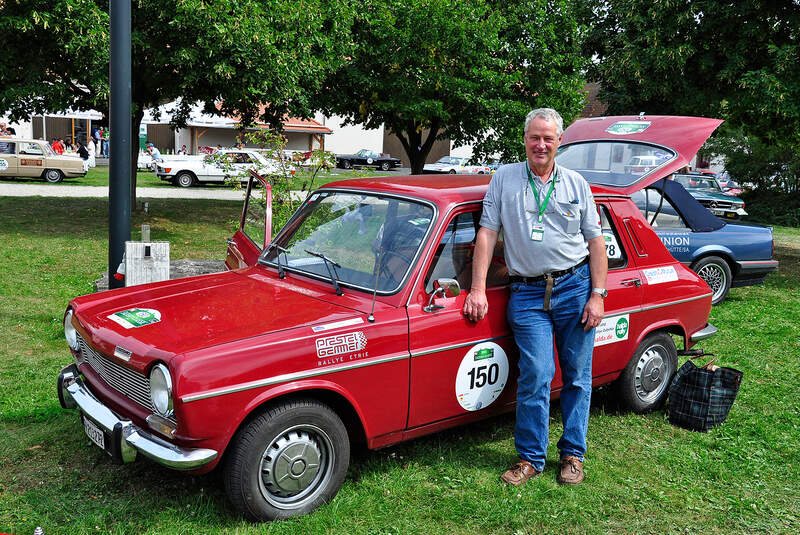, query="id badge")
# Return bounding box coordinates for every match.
[531,222,545,241]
